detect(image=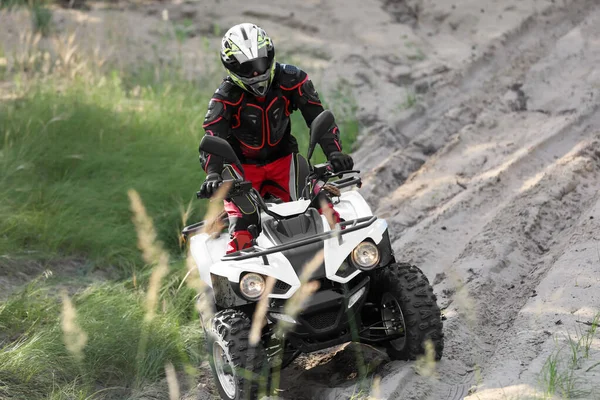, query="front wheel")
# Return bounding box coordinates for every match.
[207,309,267,400]
[373,263,444,360]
